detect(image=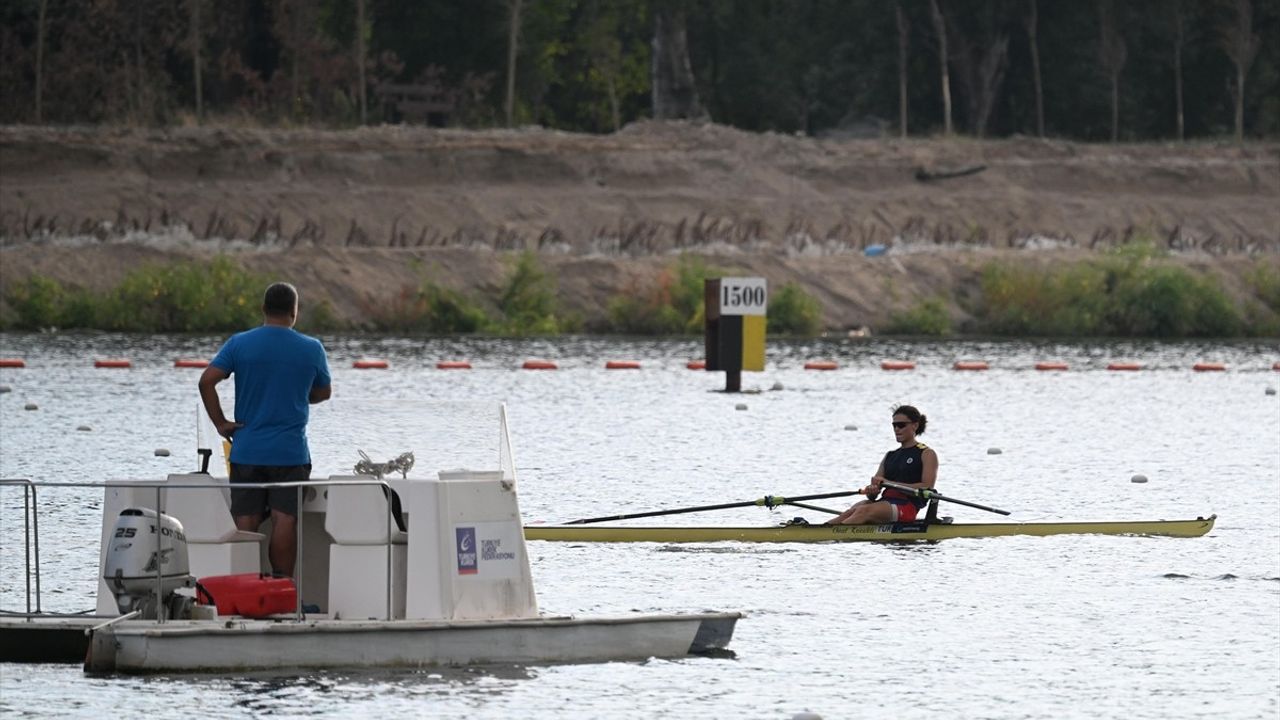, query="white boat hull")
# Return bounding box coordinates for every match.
[86,612,740,673]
